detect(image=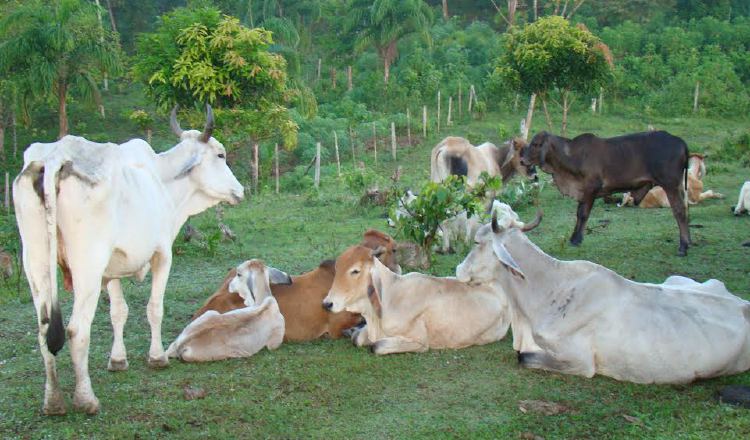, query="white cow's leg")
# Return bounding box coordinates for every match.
[68,275,103,414]
[352,324,372,347]
[147,251,172,368]
[106,279,129,371]
[266,321,285,351]
[372,336,427,355]
[518,336,595,378]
